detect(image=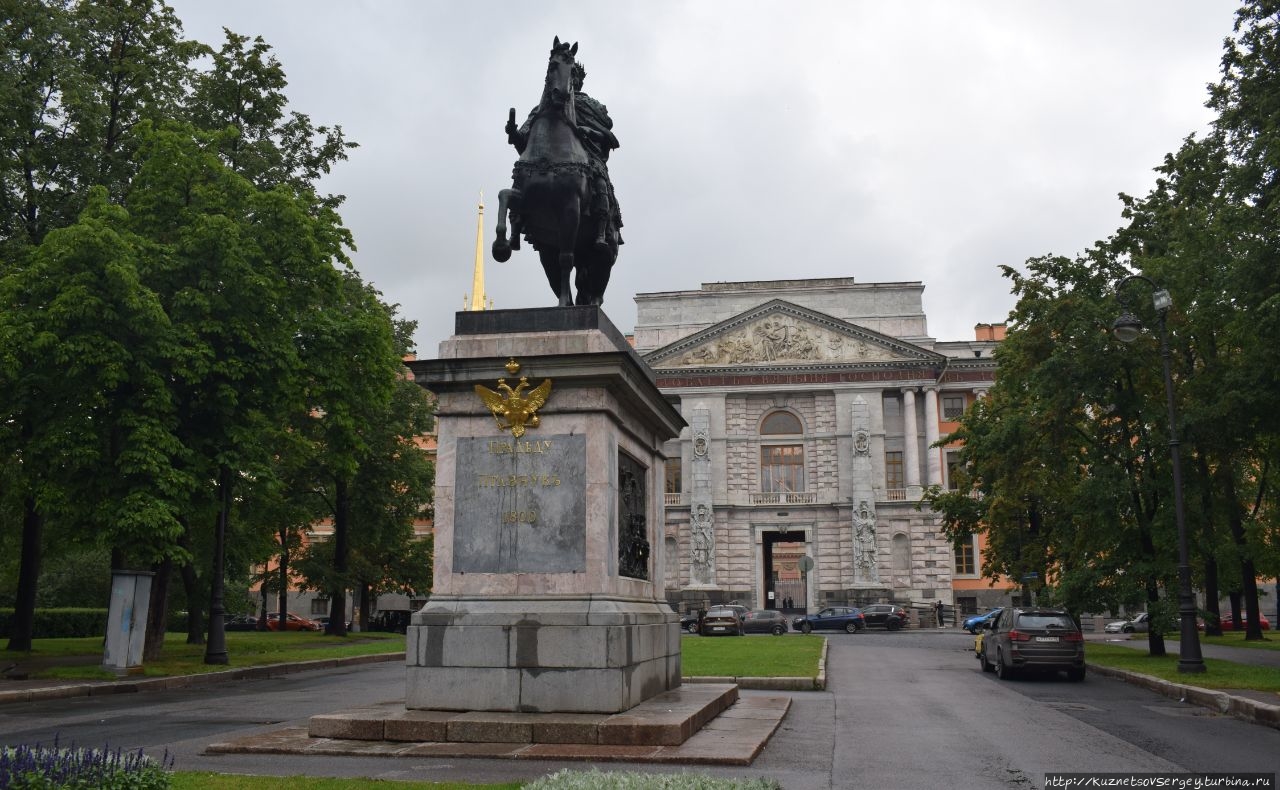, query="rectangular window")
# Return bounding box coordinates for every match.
[664,457,682,495]
[311,598,330,616]
[885,451,904,490]
[761,444,804,493]
[942,395,965,420]
[882,395,901,418]
[946,451,964,490]
[954,536,977,576]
